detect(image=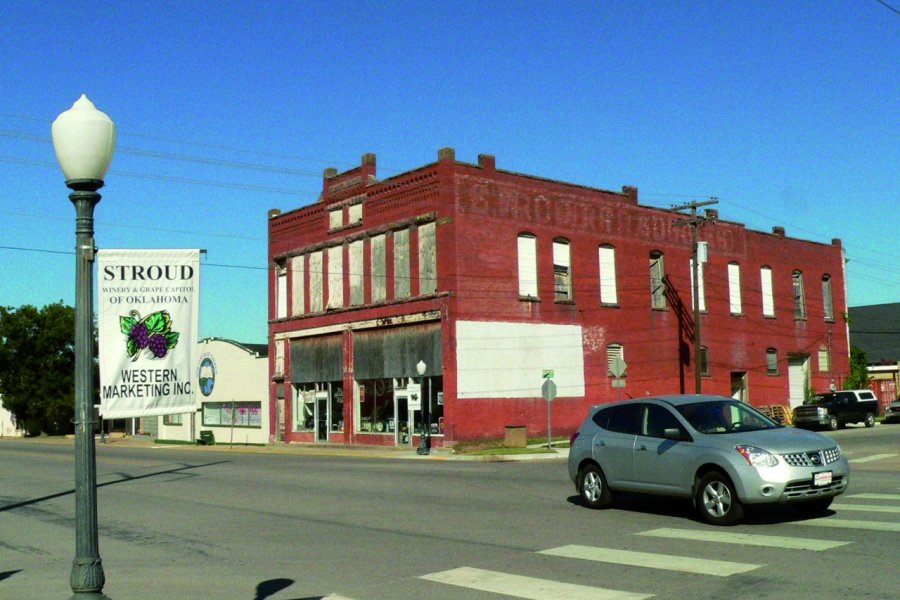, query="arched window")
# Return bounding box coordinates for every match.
[607,344,625,377]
